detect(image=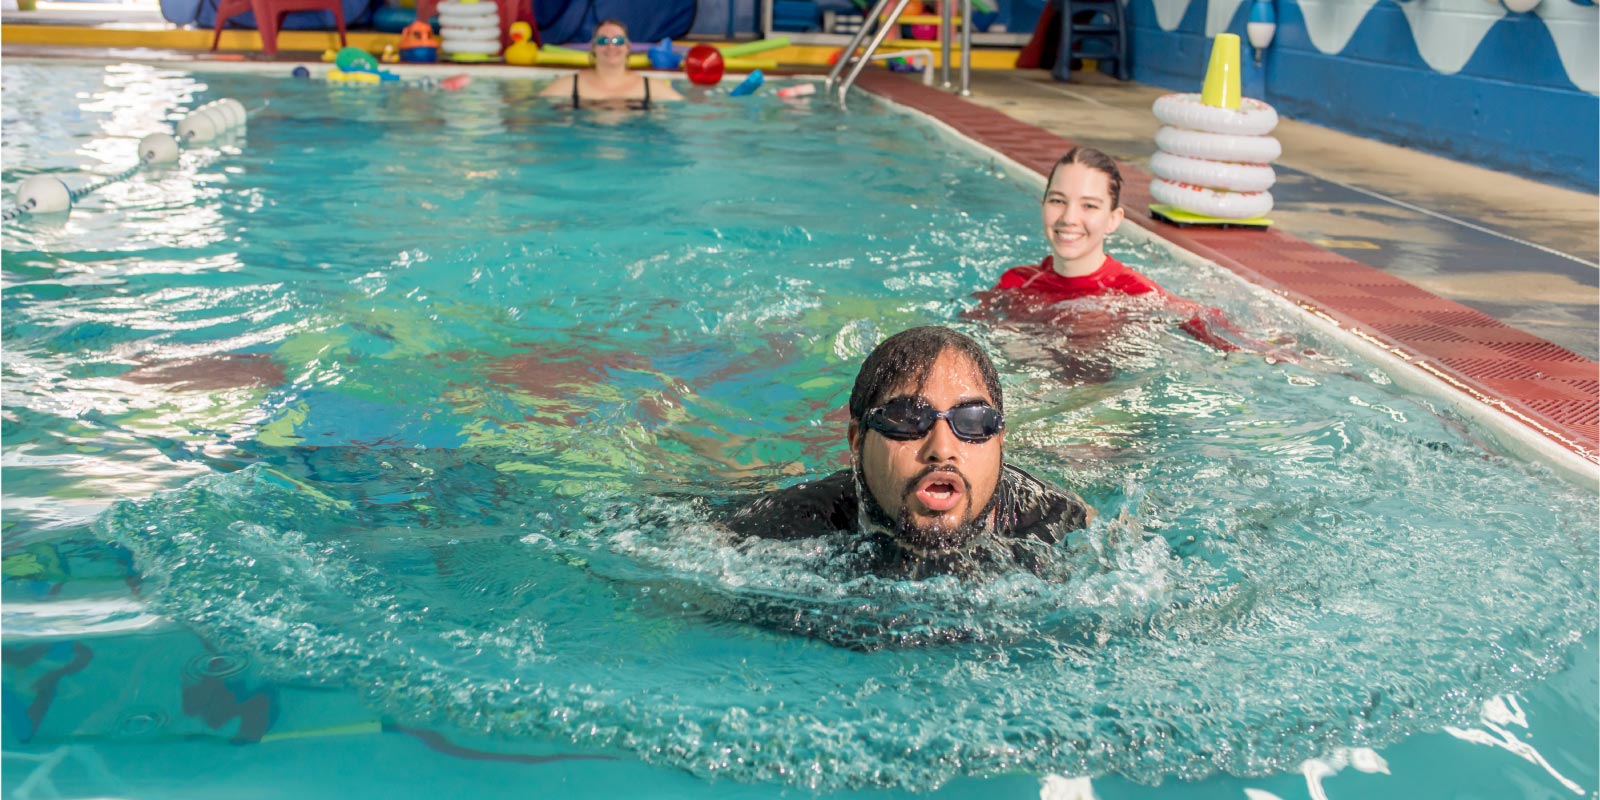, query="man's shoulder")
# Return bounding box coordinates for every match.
[997,463,1091,542]
[723,469,856,540]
